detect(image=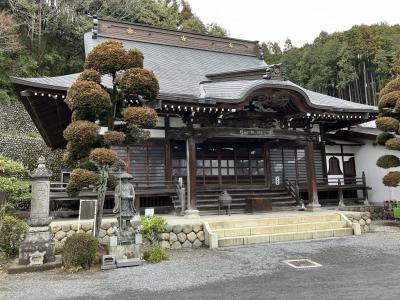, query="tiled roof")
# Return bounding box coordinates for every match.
[12,33,377,113]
